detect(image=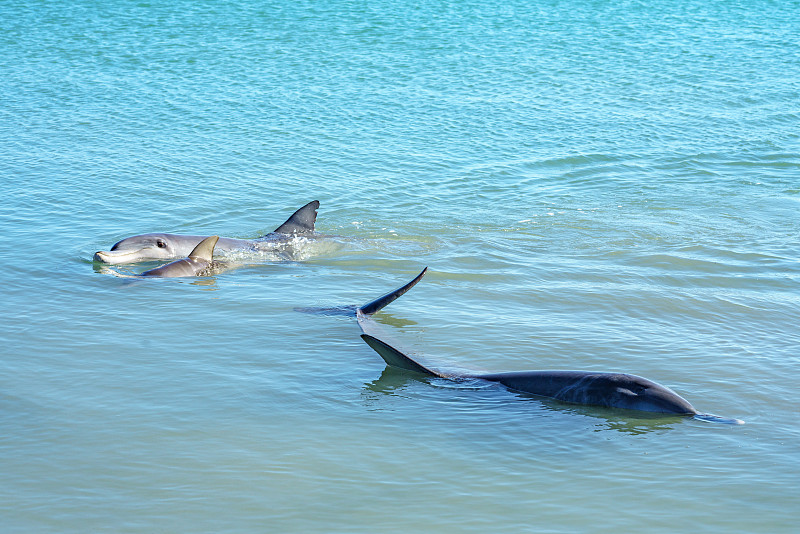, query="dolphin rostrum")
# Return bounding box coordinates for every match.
[355,268,744,424]
[139,235,220,277]
[94,200,319,264]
